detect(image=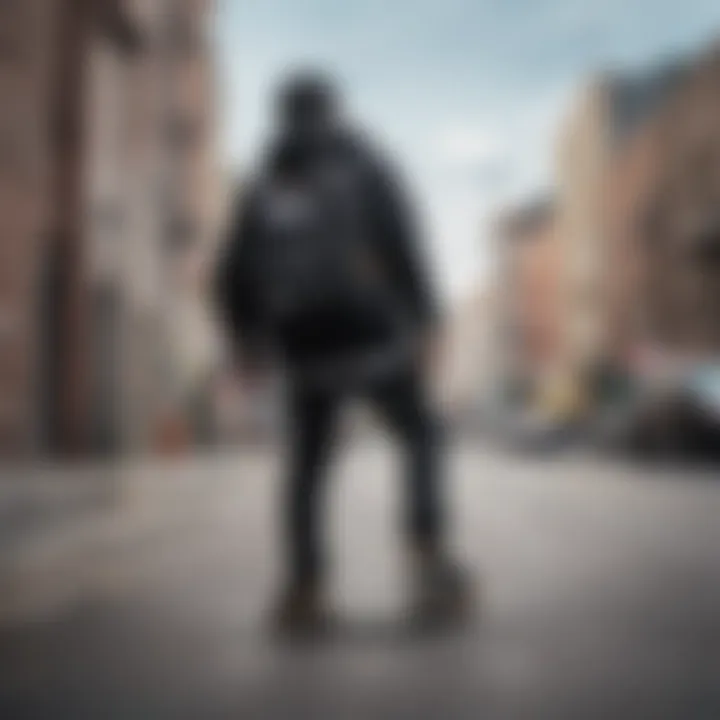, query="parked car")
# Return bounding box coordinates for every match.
[599,363,720,458]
